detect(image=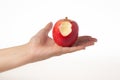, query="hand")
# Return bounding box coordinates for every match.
[27,22,97,62]
[0,22,97,72]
